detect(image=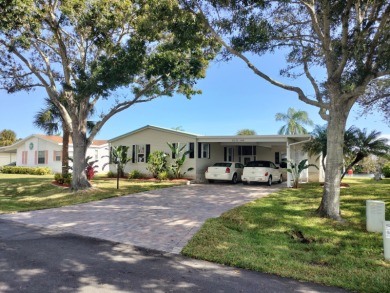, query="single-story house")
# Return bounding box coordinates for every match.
[0,134,109,174]
[108,125,324,187]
